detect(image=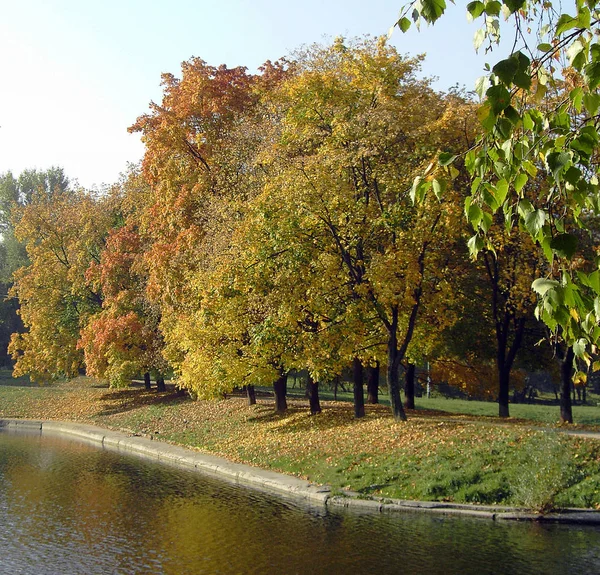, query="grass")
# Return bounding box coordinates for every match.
[1,370,600,511]
[414,395,600,426]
